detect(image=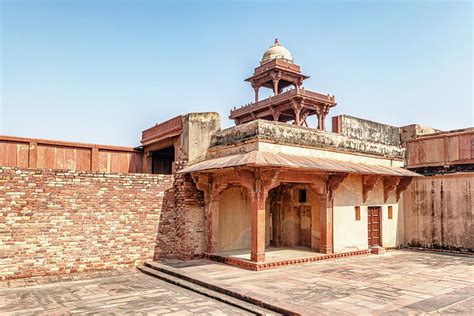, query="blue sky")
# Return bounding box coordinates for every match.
[1,0,472,146]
